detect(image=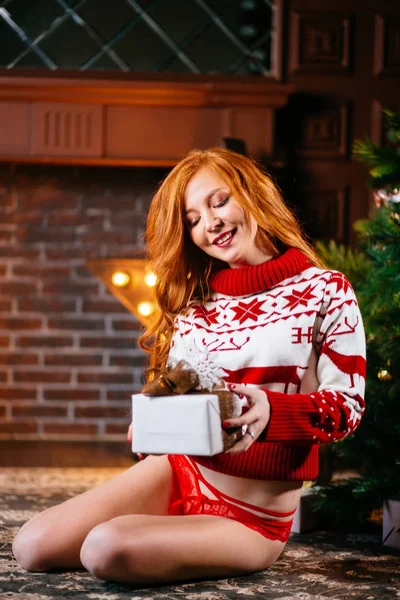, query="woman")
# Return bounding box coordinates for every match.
[13,148,366,586]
